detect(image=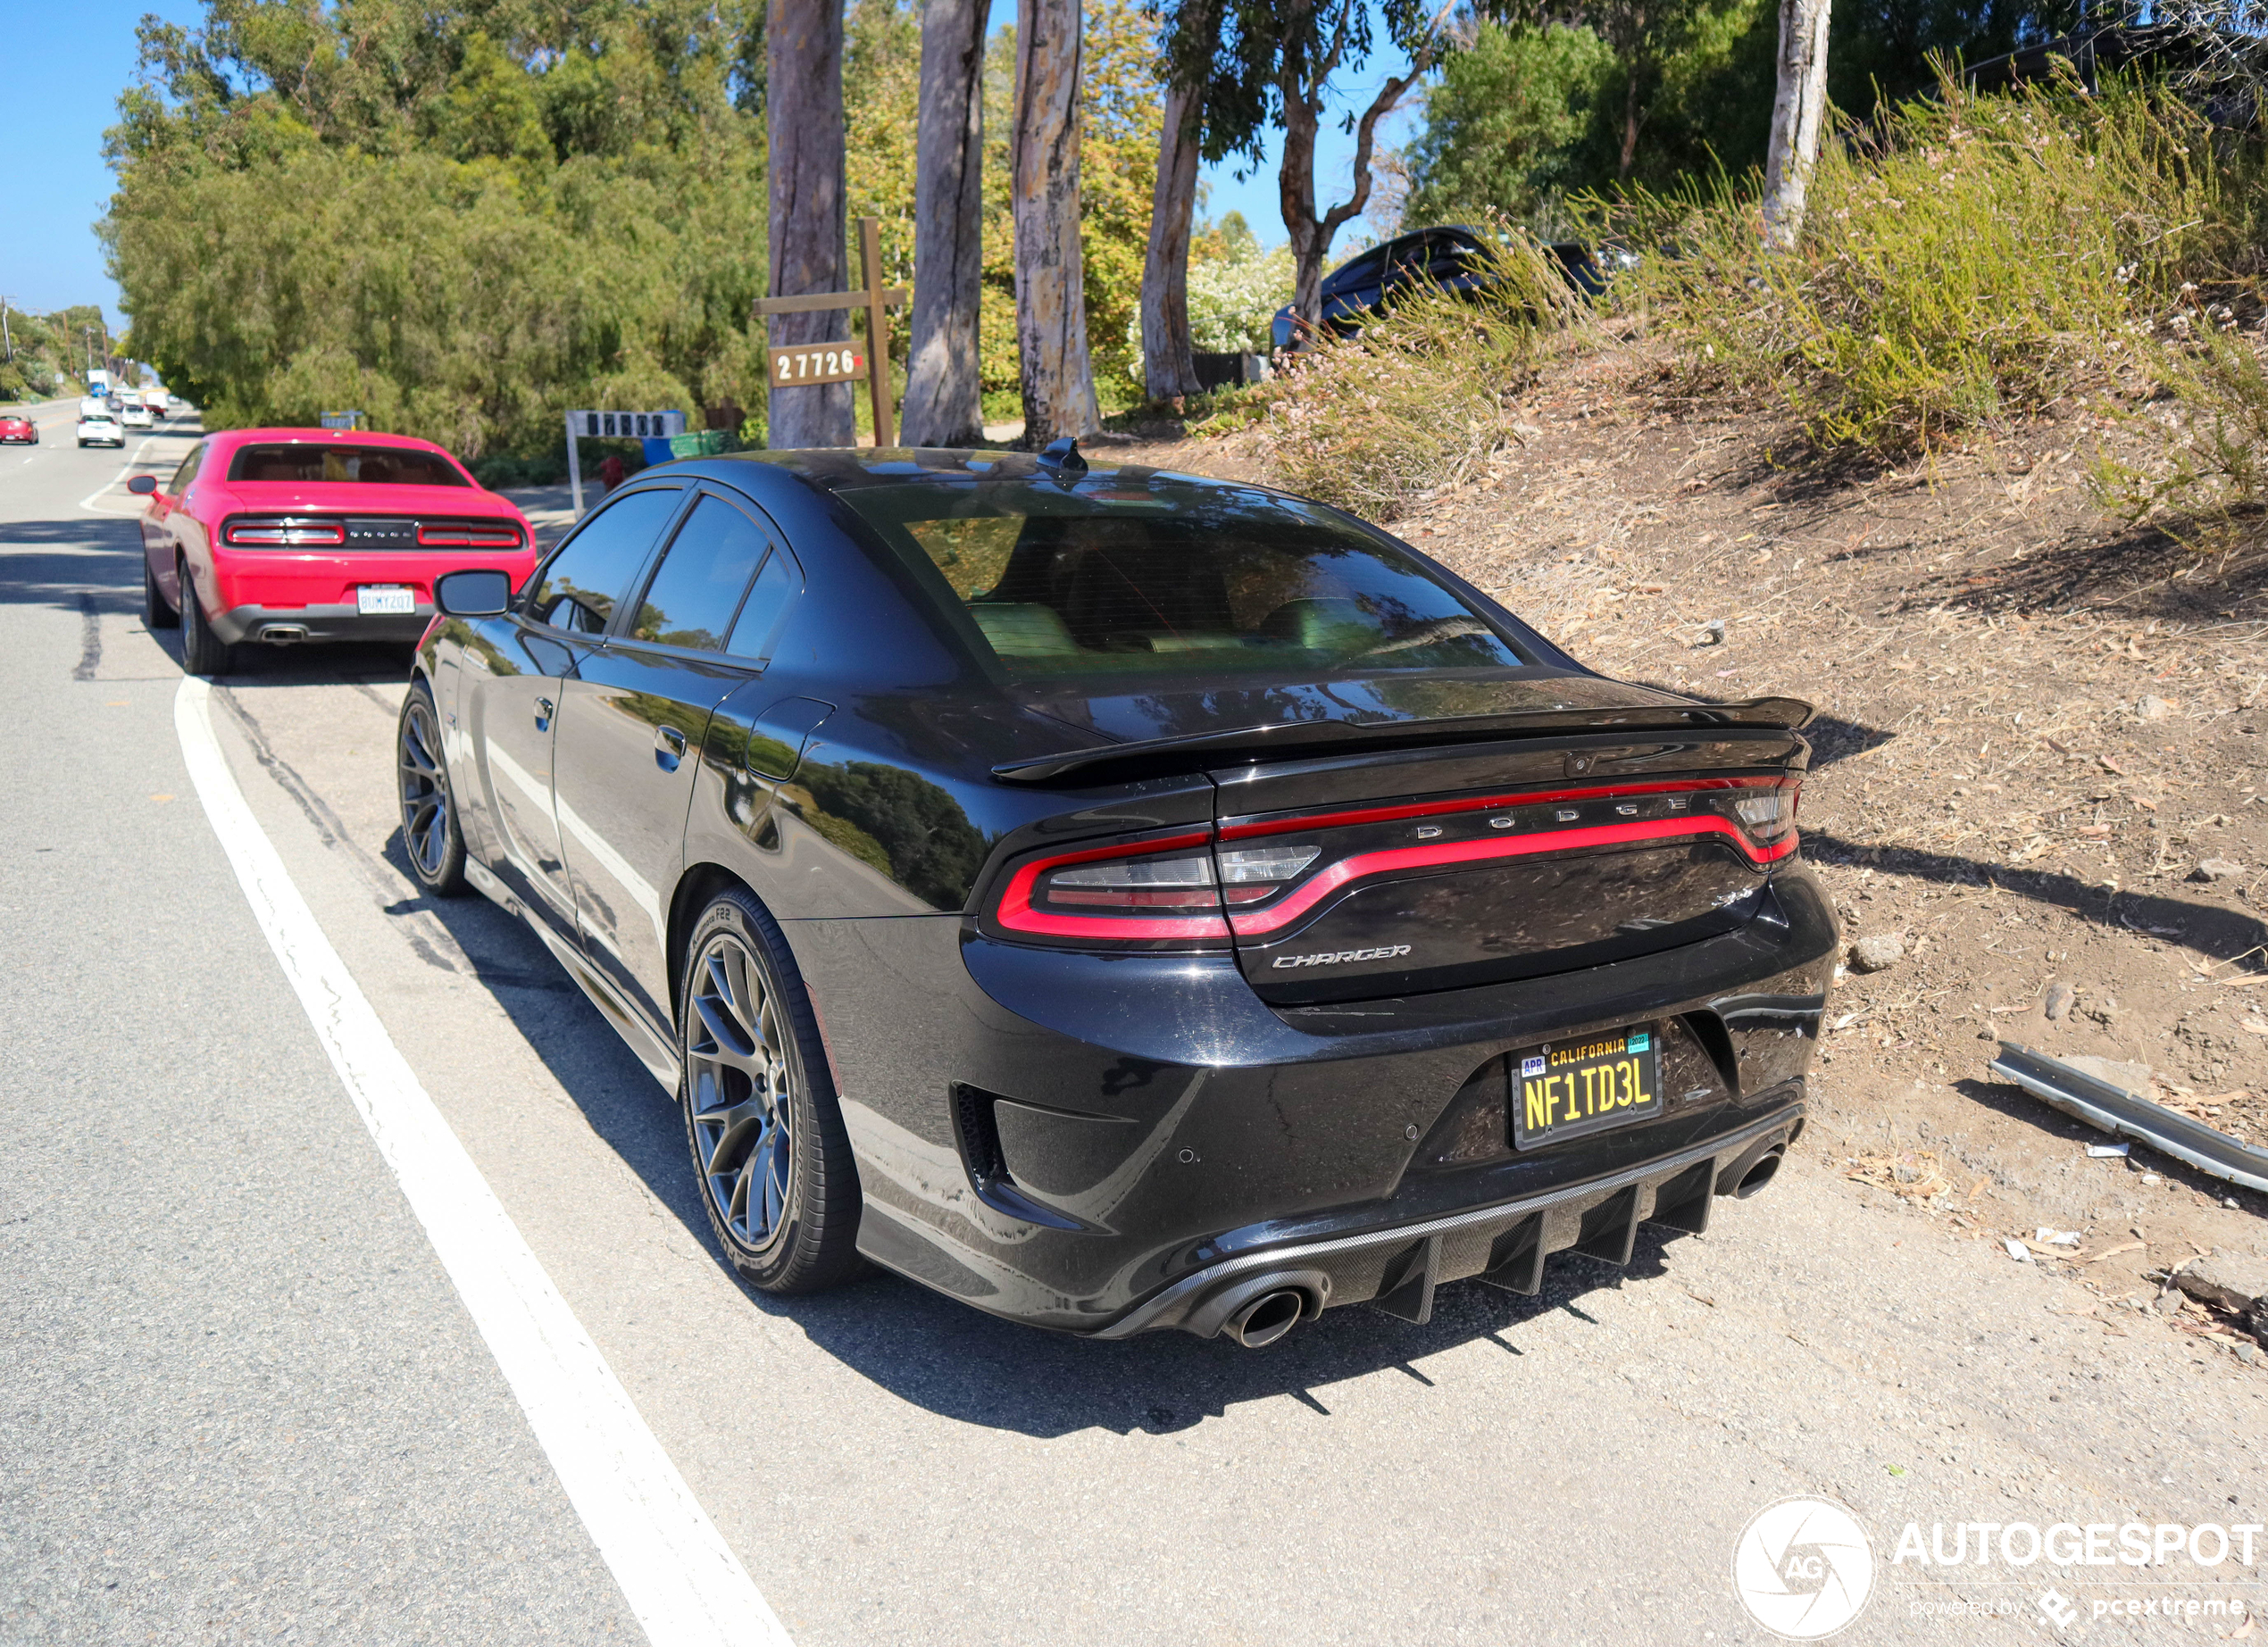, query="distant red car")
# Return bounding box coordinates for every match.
[0,413,36,445]
[135,428,538,675]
